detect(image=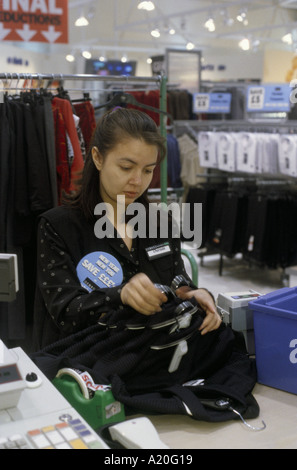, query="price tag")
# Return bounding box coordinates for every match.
[193,93,231,113]
[193,93,210,112]
[247,86,265,110]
